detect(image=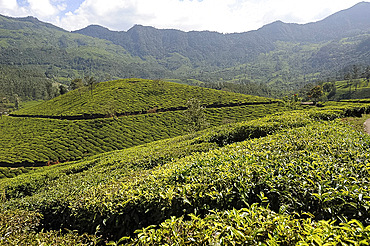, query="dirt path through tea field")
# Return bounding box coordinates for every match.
[365,118,370,134]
